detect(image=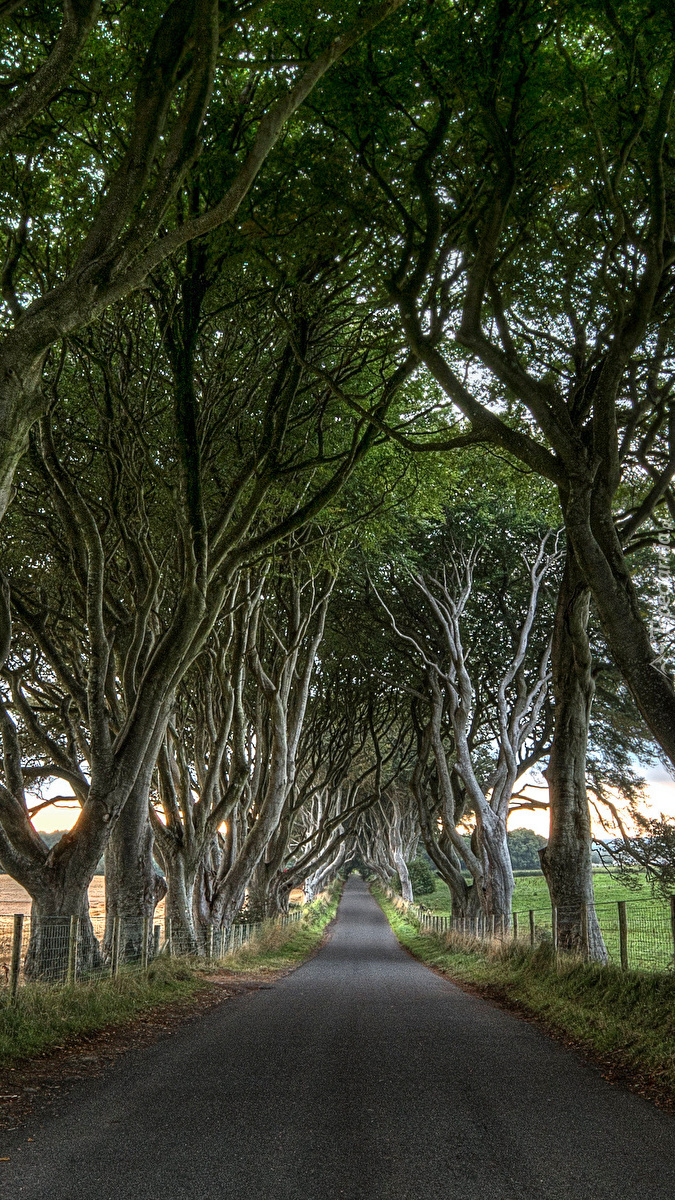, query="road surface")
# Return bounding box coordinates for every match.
[3,875,675,1199]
